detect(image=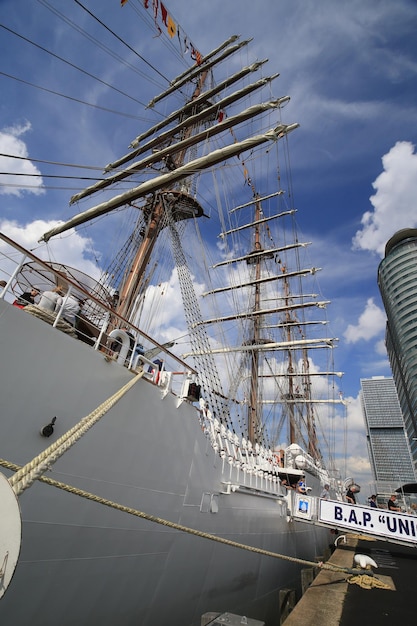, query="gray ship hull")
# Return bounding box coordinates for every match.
[0,299,329,625]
